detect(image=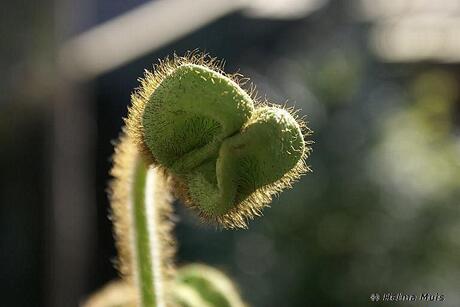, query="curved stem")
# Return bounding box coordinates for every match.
[131,159,166,307]
[110,132,174,307]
